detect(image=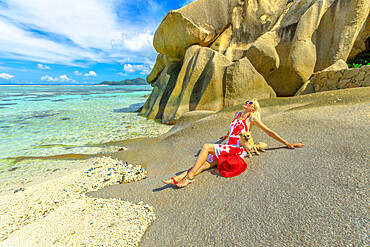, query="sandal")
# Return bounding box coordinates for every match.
[176,175,195,188]
[171,177,179,185]
[161,177,179,185]
[184,175,195,183]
